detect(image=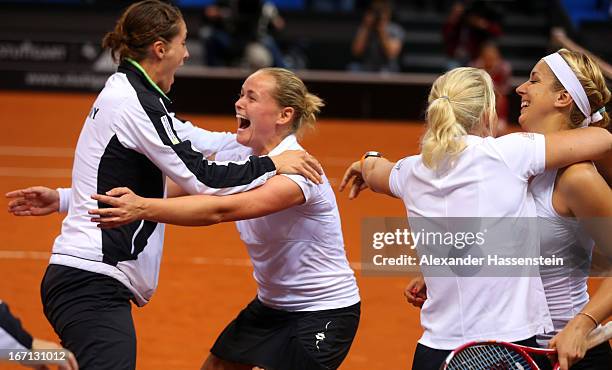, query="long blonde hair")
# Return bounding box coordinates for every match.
[260,68,324,137]
[551,48,610,129]
[421,67,497,170]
